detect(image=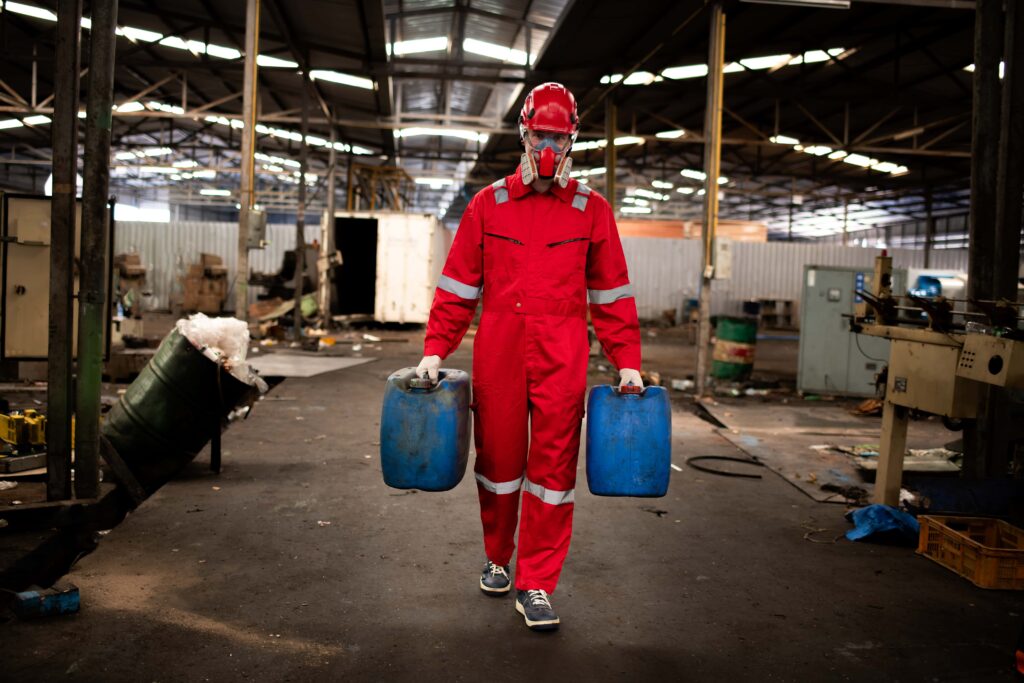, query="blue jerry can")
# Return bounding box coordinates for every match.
[380,367,471,491]
[586,385,671,497]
